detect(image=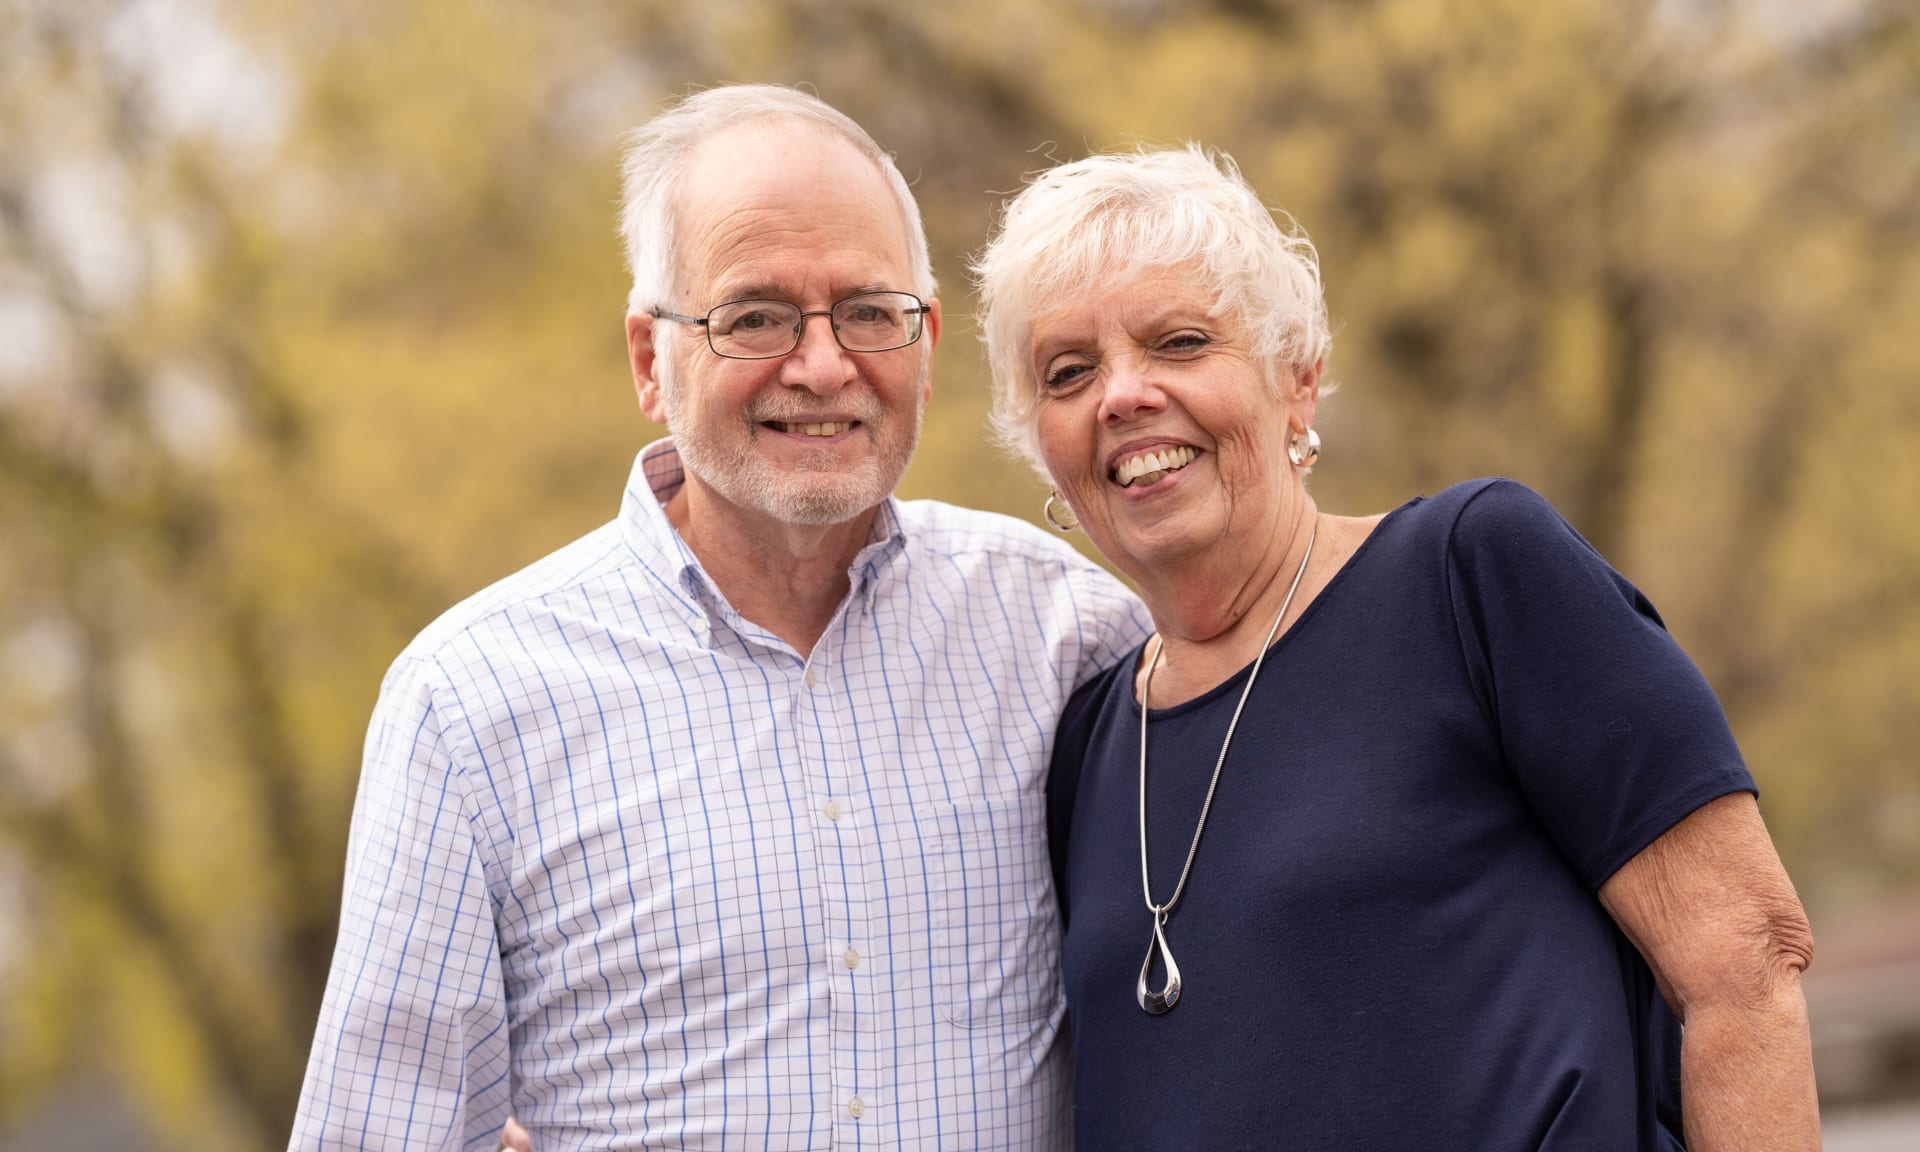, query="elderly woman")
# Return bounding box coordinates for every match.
[973,147,1819,1150]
